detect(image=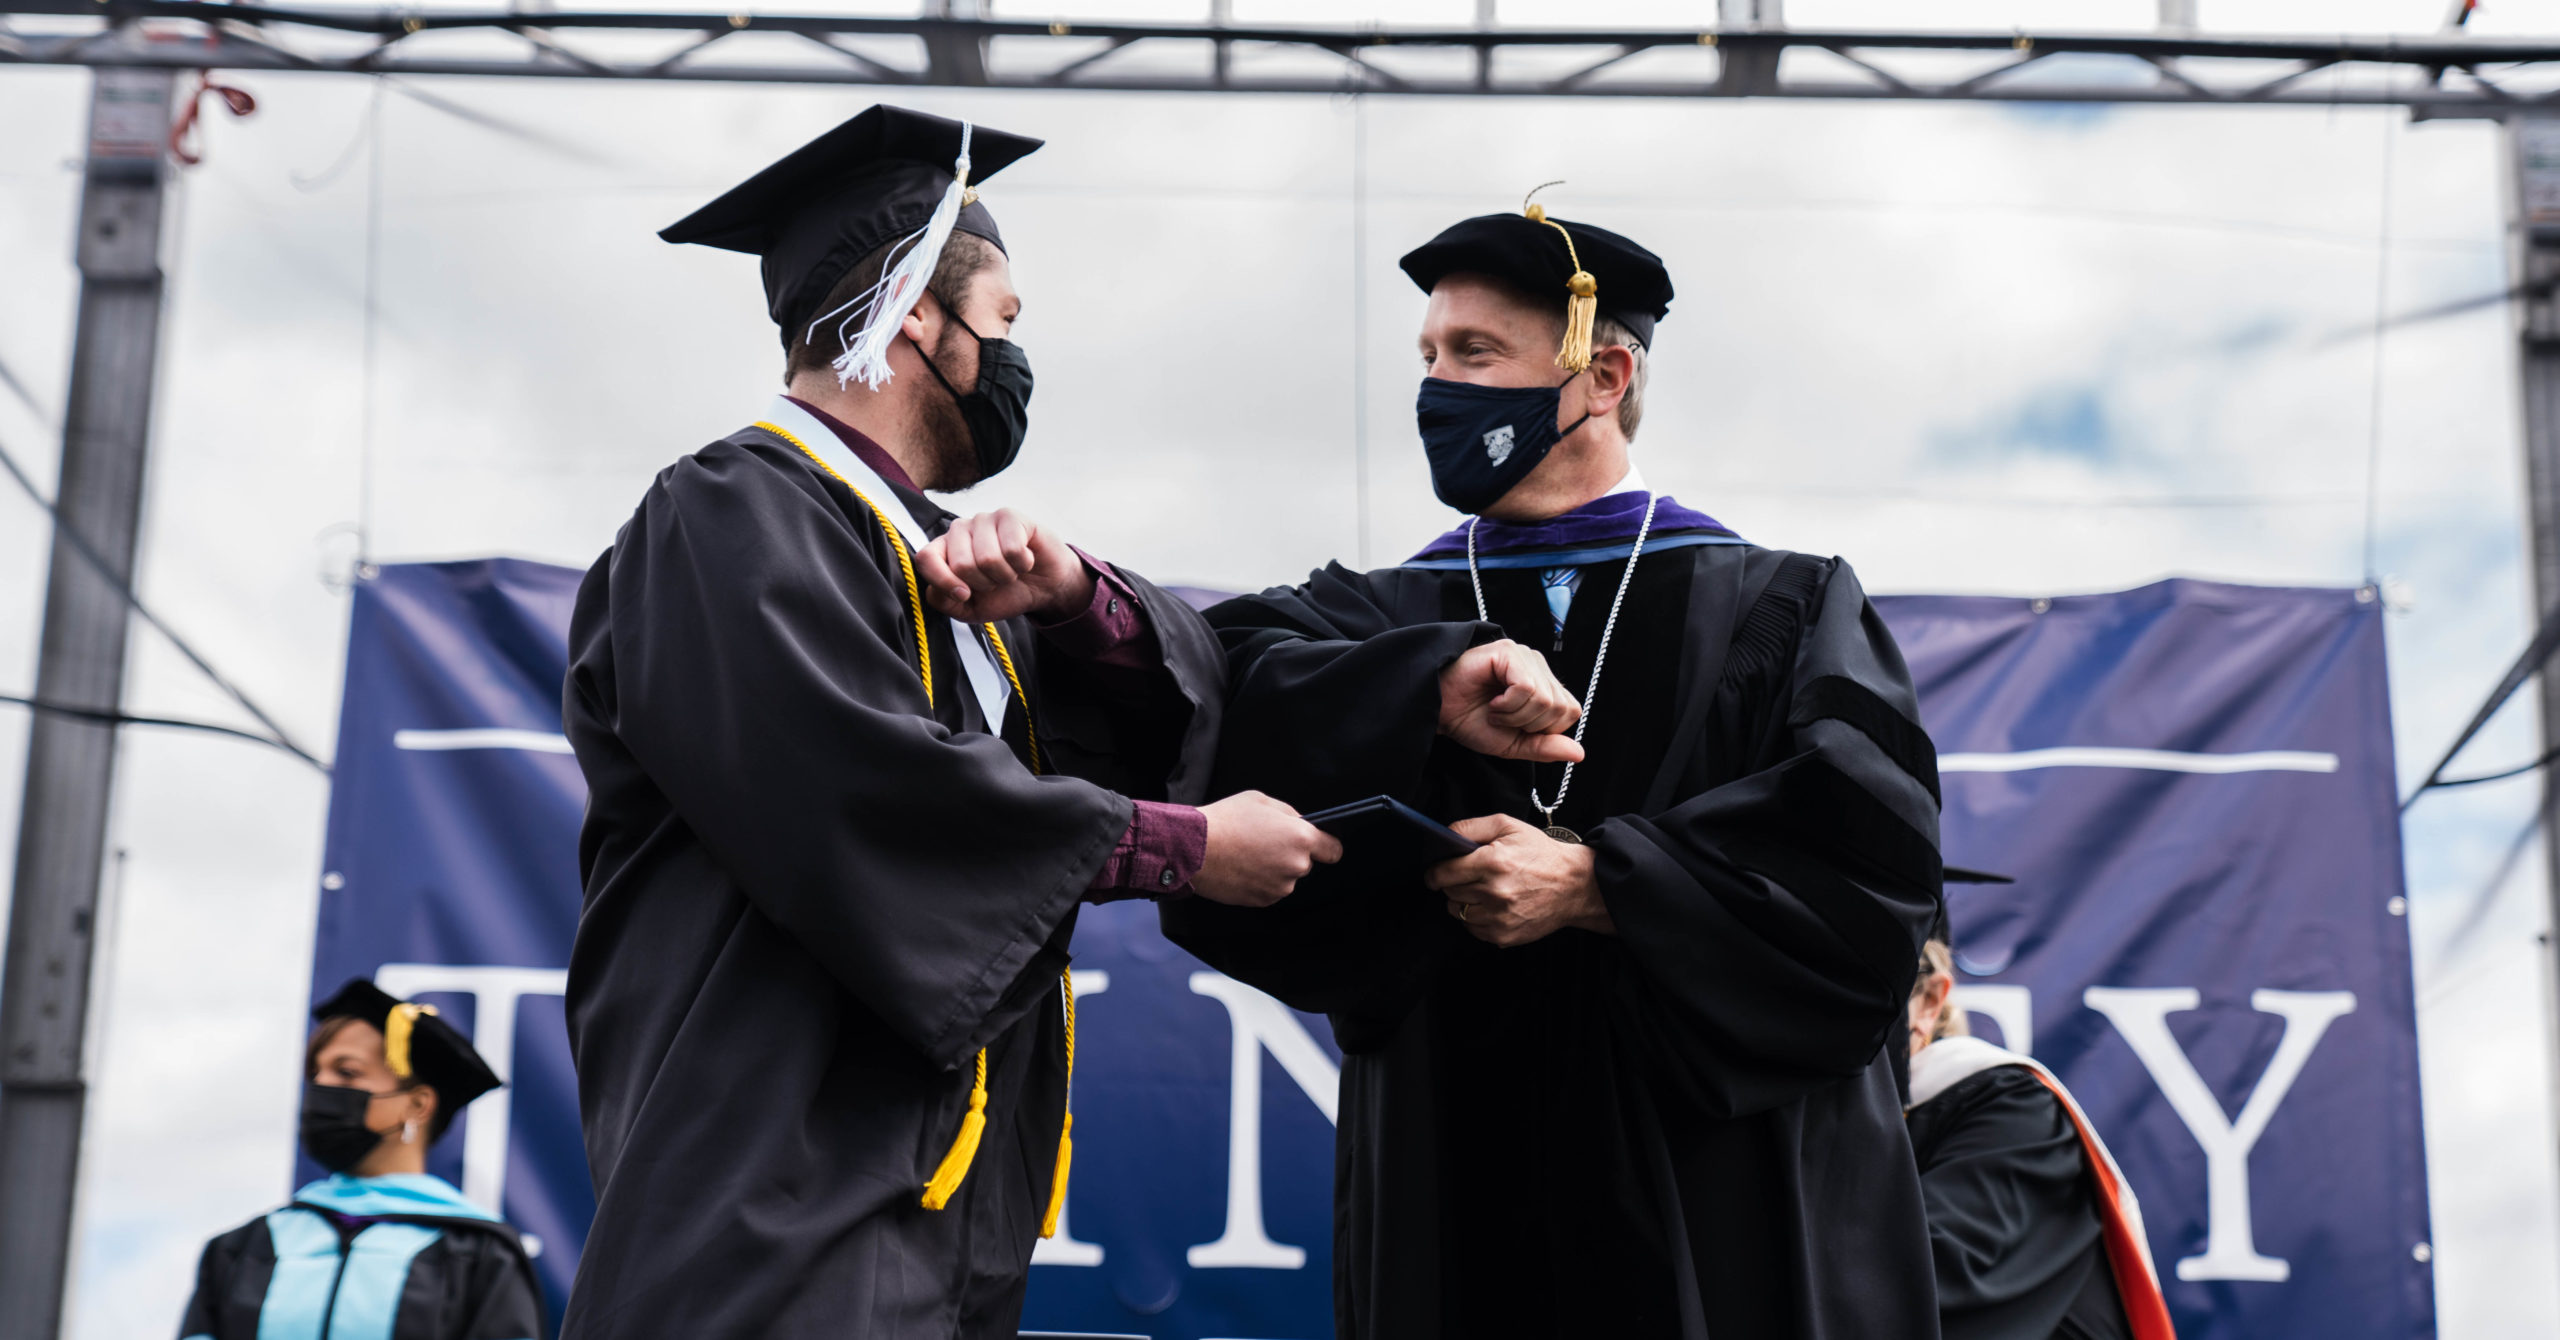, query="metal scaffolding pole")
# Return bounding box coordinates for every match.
[0,66,173,1340]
